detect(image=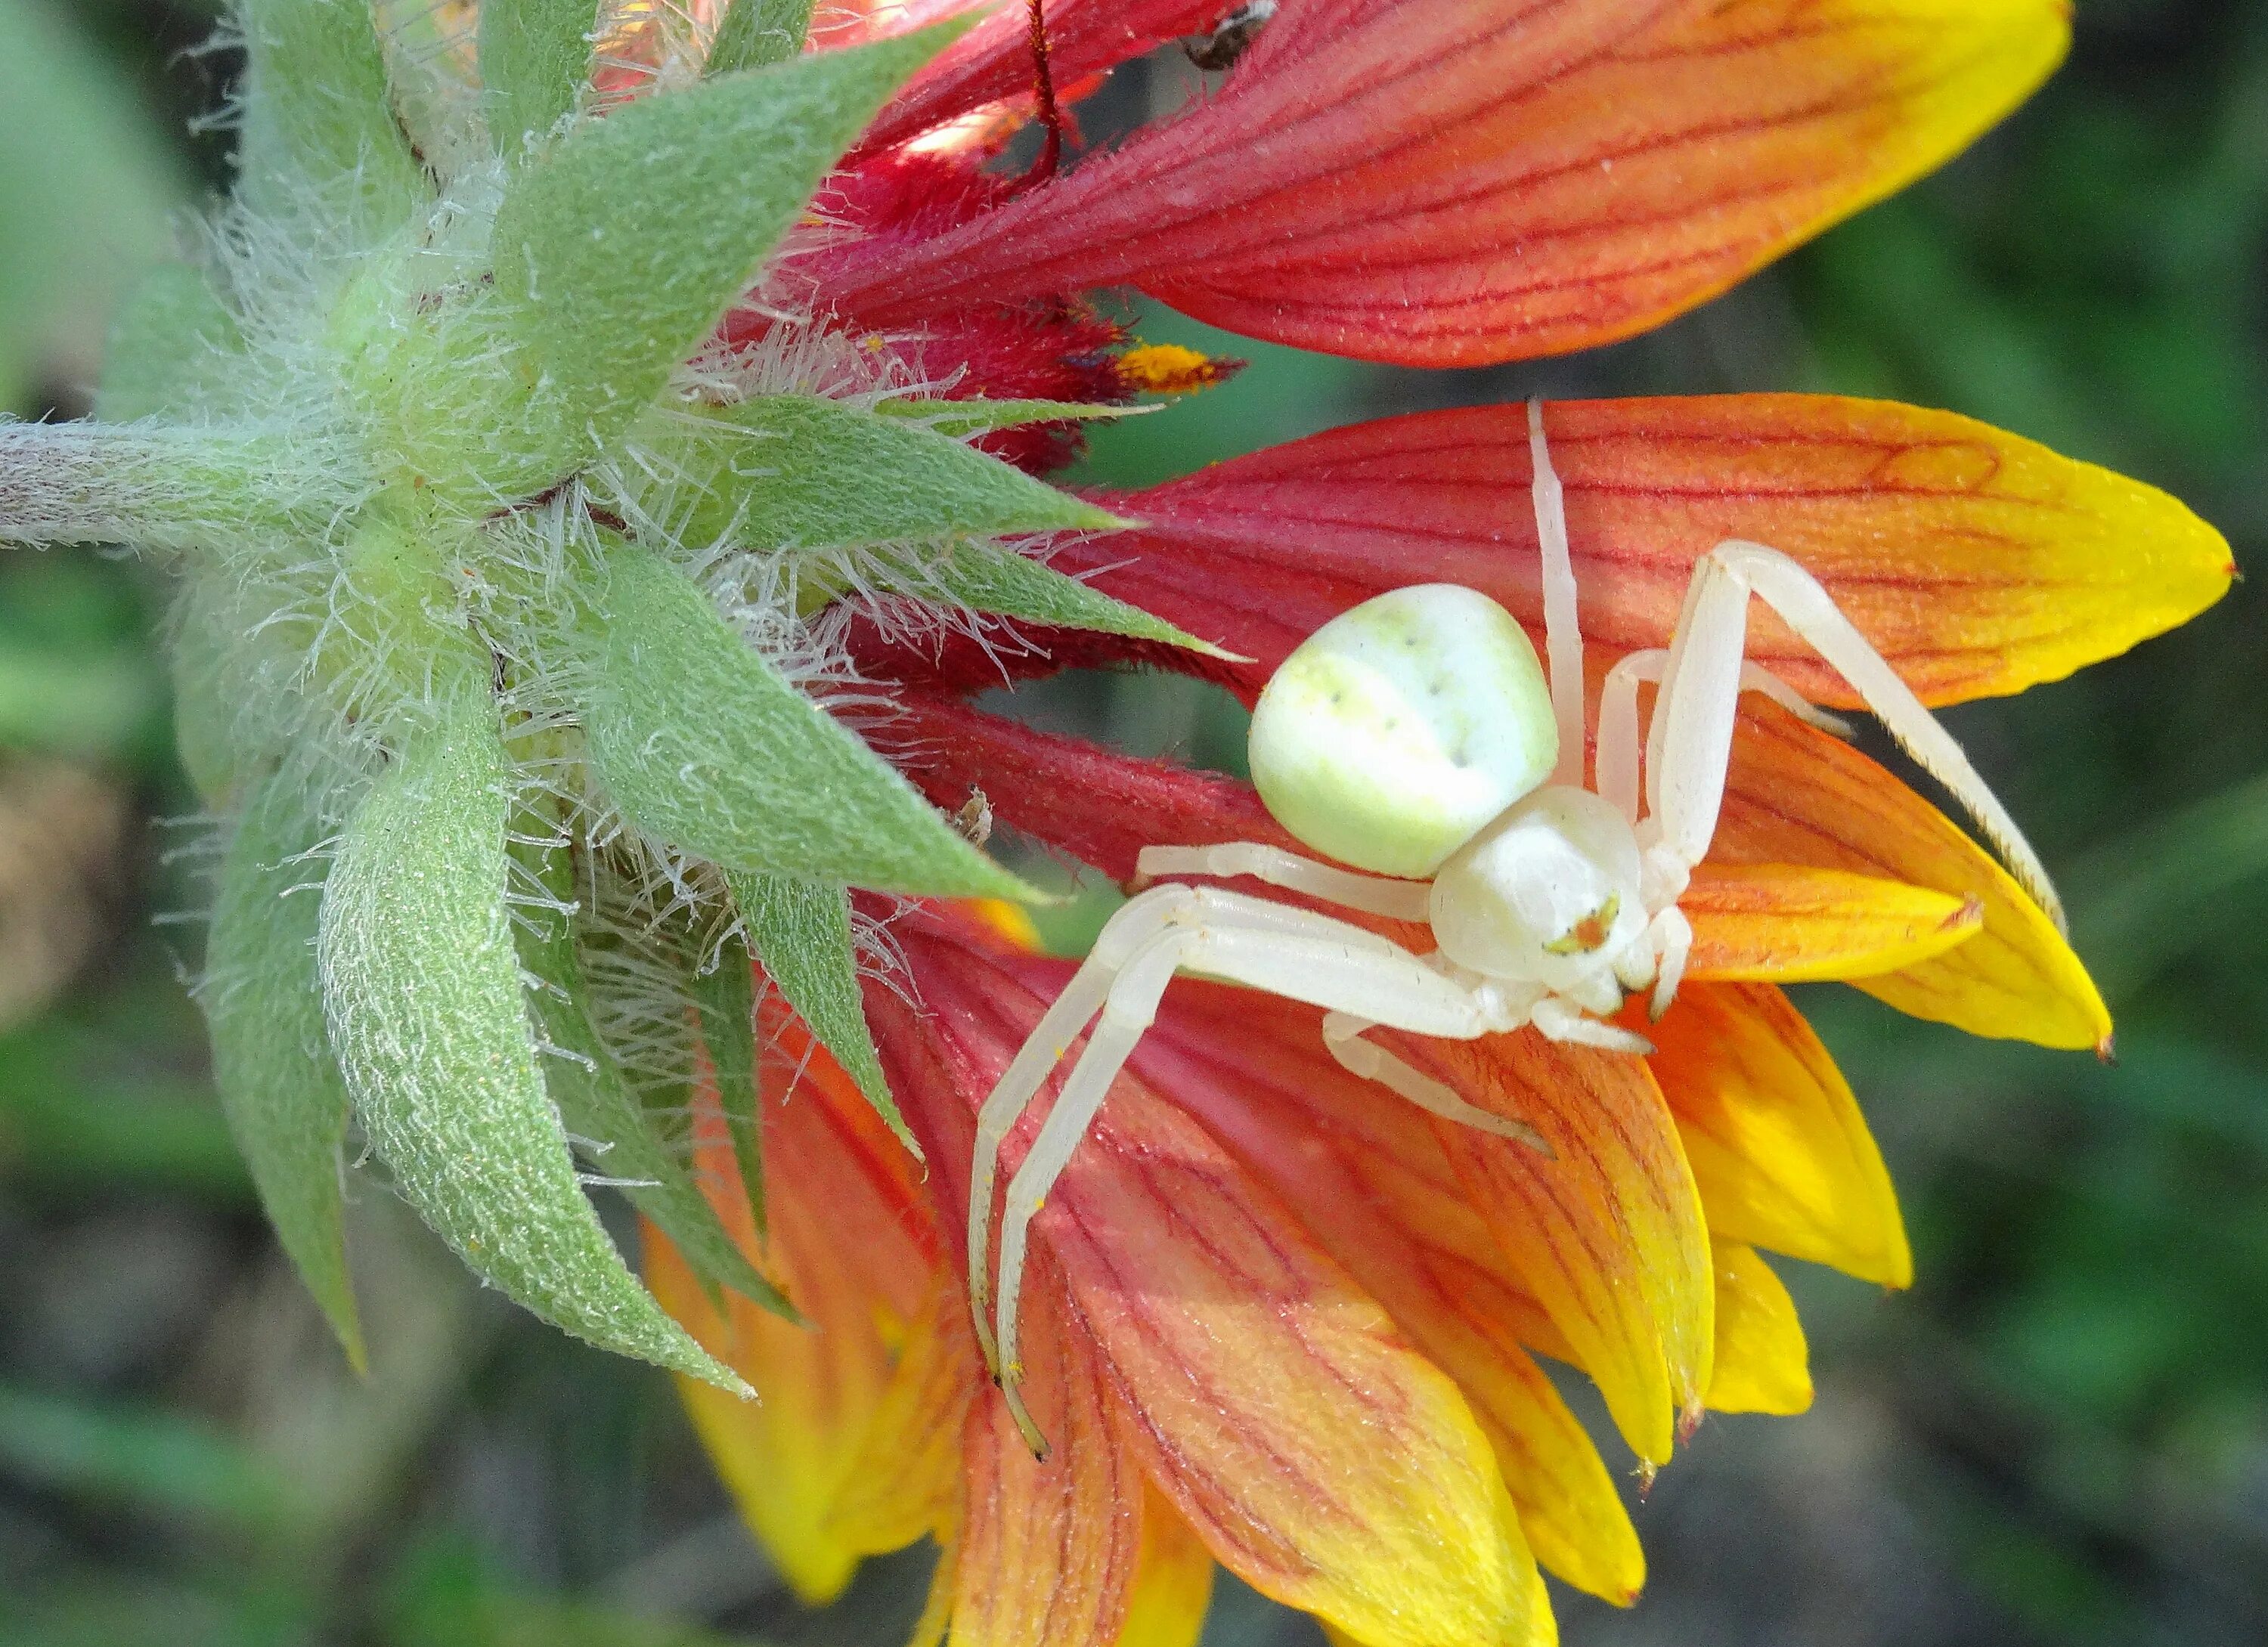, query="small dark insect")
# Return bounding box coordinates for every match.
[1182,0,1277,73]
